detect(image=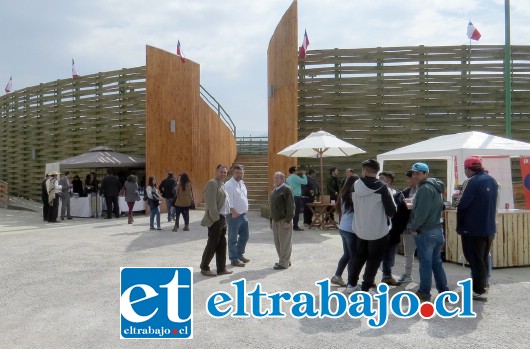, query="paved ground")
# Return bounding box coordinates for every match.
[1,207,530,349]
